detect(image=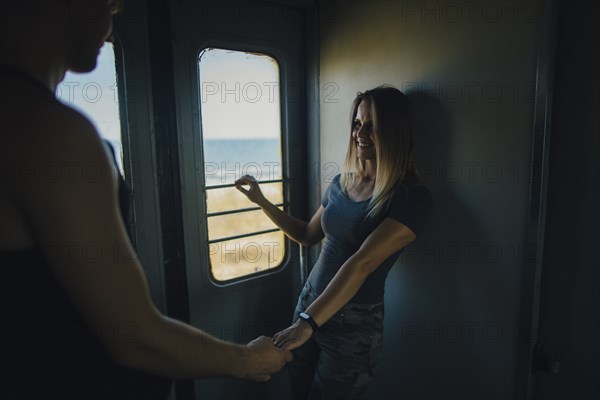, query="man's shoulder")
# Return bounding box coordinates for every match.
[2,100,101,162]
[32,100,96,136]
